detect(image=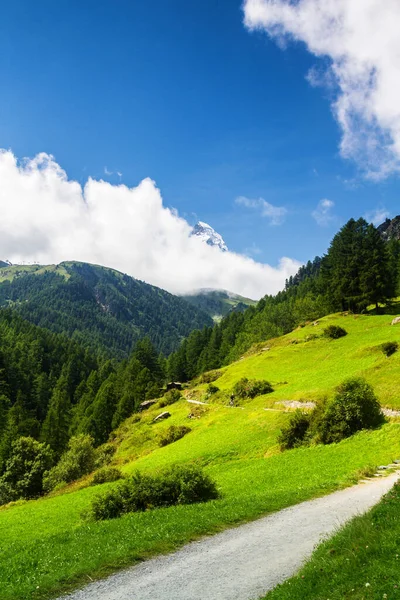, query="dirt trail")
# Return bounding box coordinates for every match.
[60,473,399,600]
